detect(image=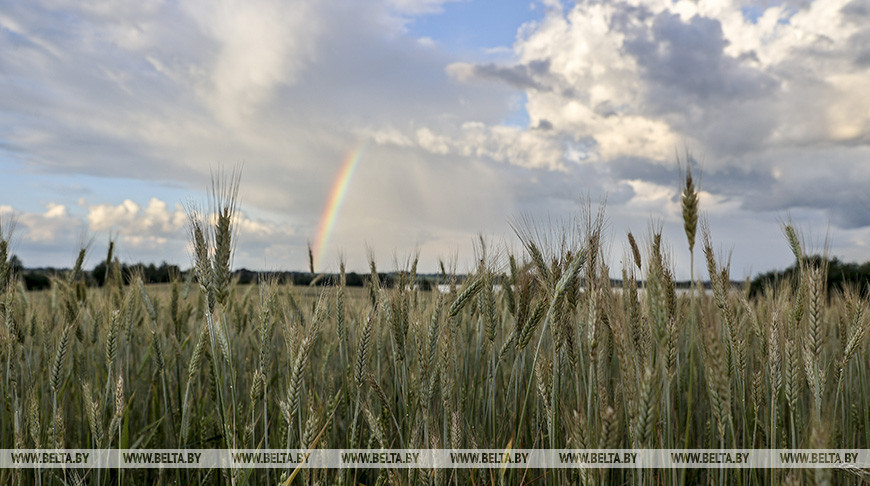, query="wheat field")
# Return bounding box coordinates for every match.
[1,175,869,485]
